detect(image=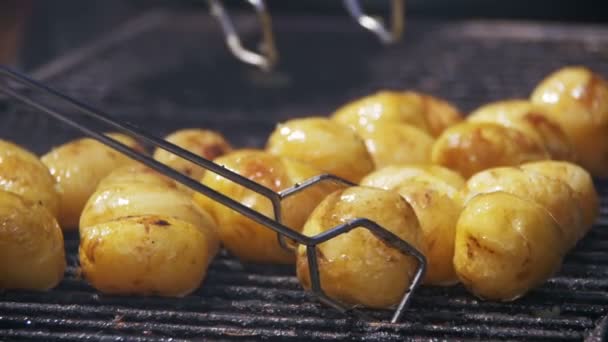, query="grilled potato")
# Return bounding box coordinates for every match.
[467,99,575,161]
[431,122,549,178]
[41,133,145,229]
[453,192,564,301]
[0,190,65,290]
[194,150,333,264]
[153,129,232,180]
[530,66,608,177]
[331,90,462,137]
[521,160,599,229]
[79,215,214,297]
[0,139,59,217]
[296,186,423,309]
[266,117,374,183]
[96,164,178,190]
[463,166,583,250]
[360,164,465,191]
